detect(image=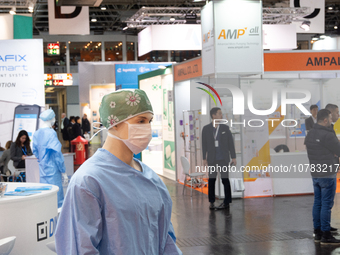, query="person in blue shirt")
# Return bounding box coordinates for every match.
[33,109,66,208]
[55,89,182,255]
